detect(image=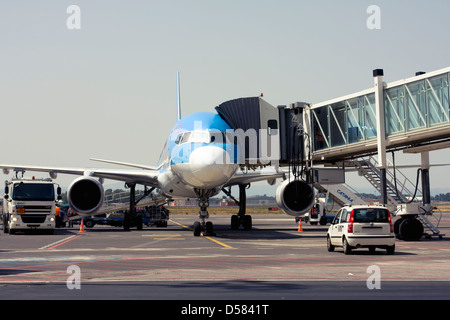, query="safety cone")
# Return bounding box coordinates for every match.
[79,219,86,233]
[297,220,303,232]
